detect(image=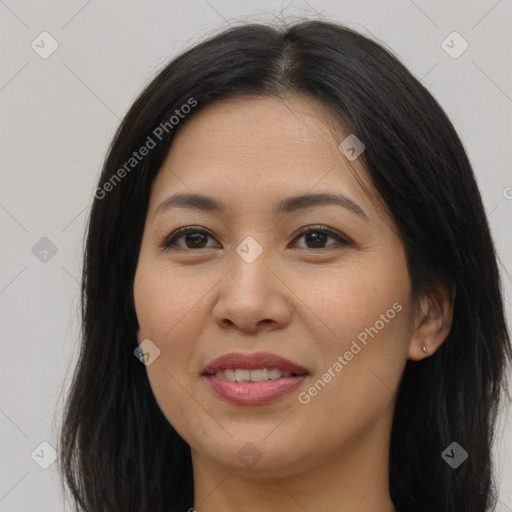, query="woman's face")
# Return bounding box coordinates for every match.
[133,94,419,477]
